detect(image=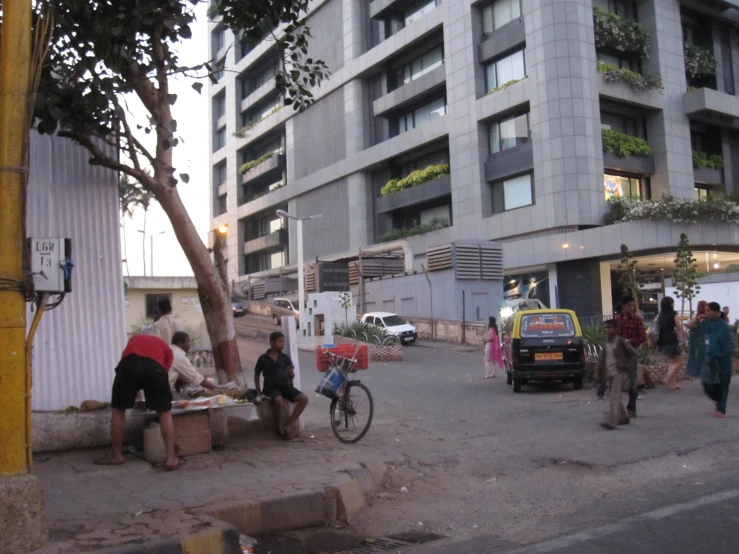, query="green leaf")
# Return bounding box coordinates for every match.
[168,94,178,105]
[192,82,204,94]
[179,173,190,184]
